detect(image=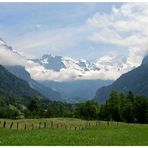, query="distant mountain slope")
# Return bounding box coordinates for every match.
[0,64,41,97]
[95,55,148,103]
[5,65,61,101]
[41,79,113,102]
